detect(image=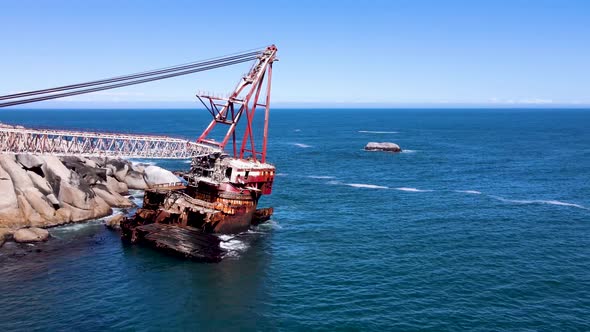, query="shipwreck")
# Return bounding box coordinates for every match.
[0,45,279,261]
